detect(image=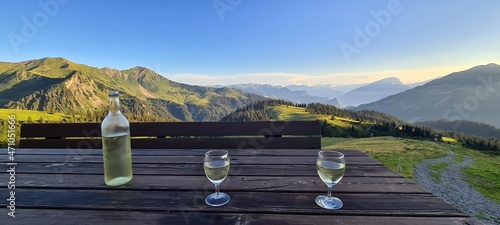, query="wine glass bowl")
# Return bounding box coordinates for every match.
[315,150,345,210]
[204,150,230,206]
